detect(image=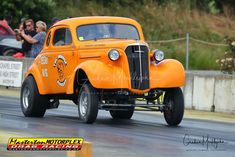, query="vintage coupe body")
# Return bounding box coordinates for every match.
[20,16,185,126]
